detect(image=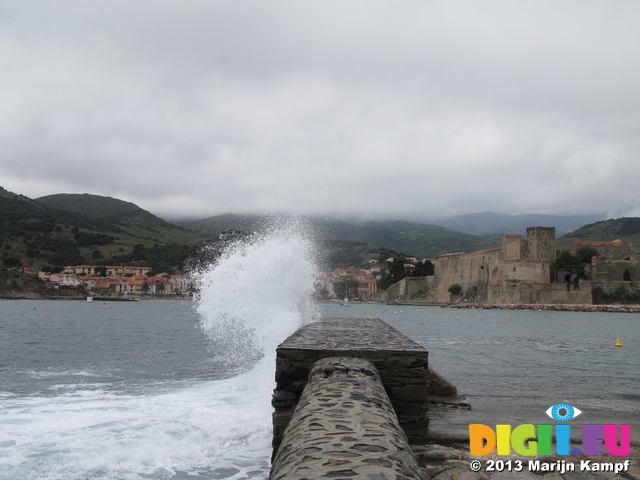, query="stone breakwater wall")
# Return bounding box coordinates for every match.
[271,318,430,478]
[270,357,423,480]
[447,303,640,313]
[272,318,430,453]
